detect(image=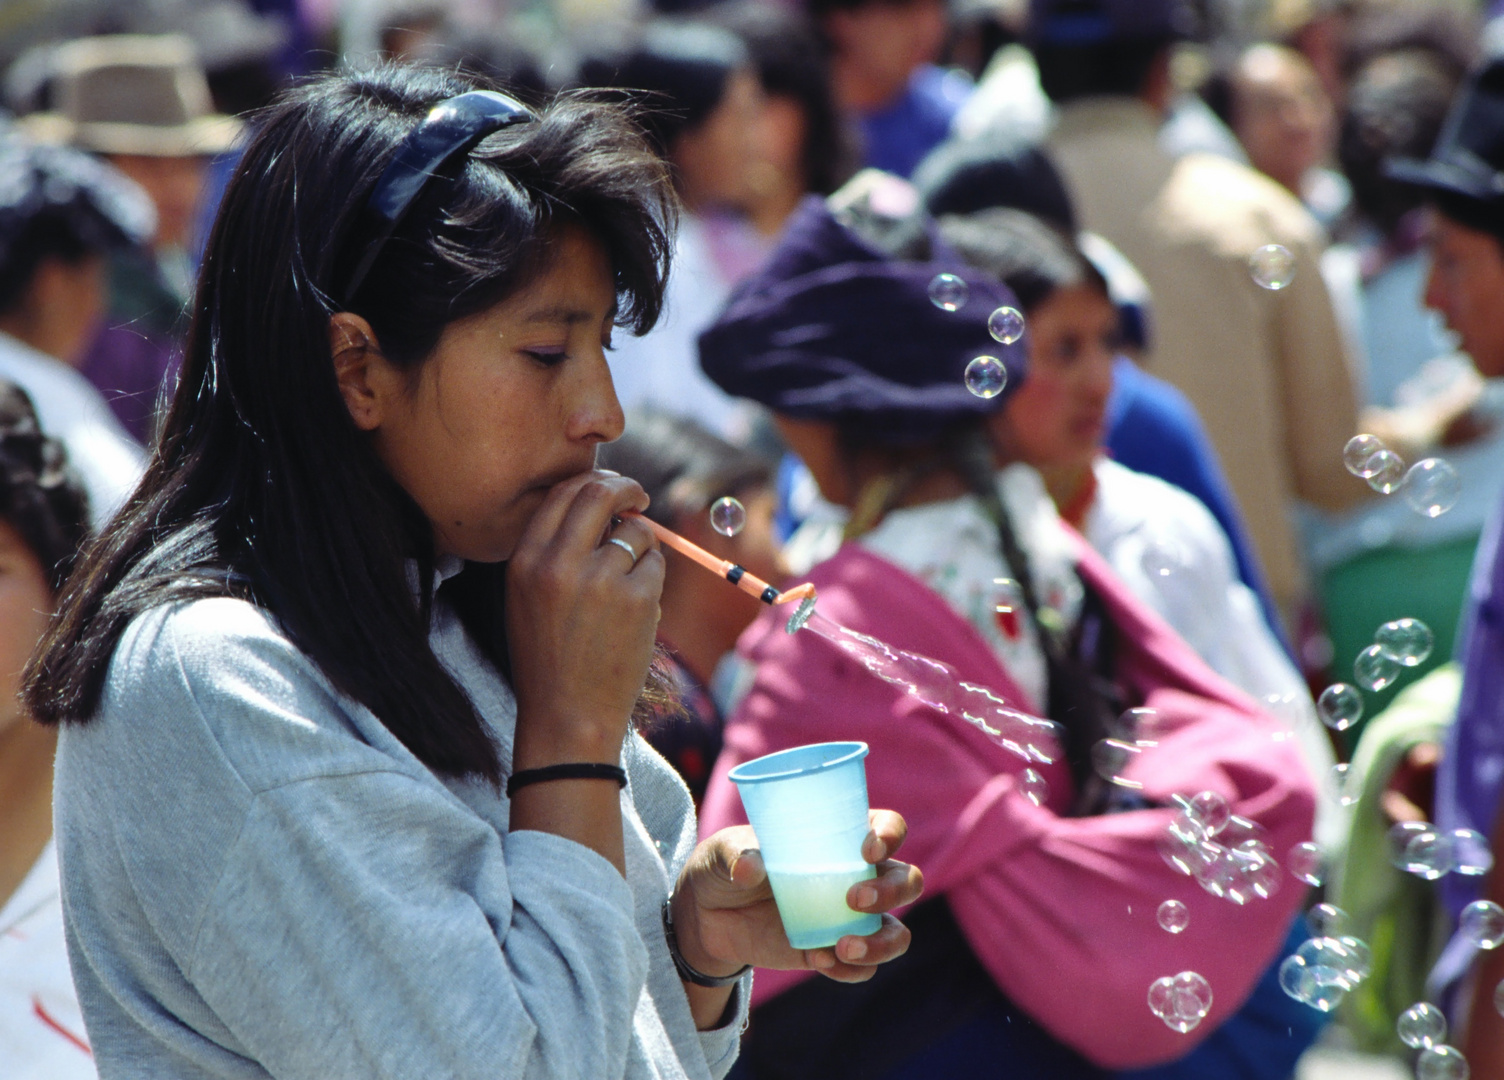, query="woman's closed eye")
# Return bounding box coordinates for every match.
[522,347,569,367]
